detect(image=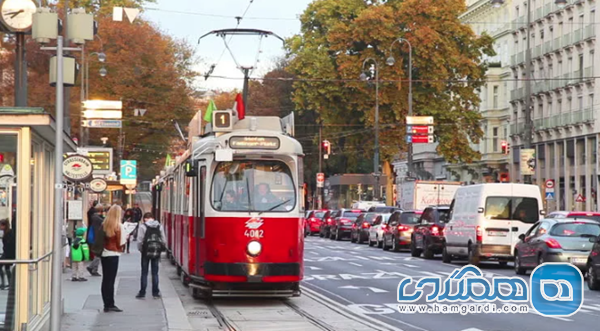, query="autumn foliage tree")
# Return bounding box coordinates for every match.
[287,0,495,166]
[0,1,198,180]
